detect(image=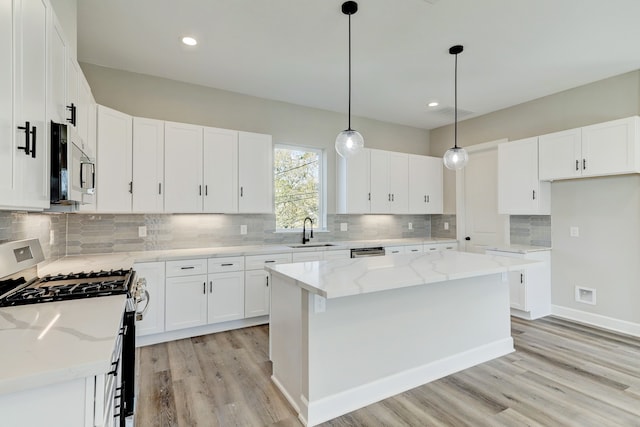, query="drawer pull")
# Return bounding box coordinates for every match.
[180,266,195,270]
[221,263,234,267]
[264,260,277,263]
